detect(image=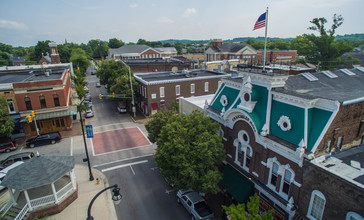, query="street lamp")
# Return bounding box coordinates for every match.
[86,184,122,220]
[79,99,94,181]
